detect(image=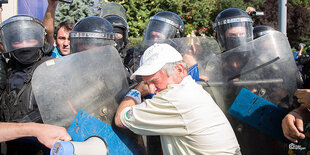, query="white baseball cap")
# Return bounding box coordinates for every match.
[130,43,182,79]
